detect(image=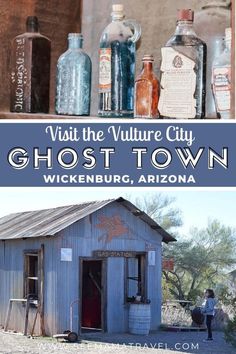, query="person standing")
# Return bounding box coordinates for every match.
[201,289,217,341]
